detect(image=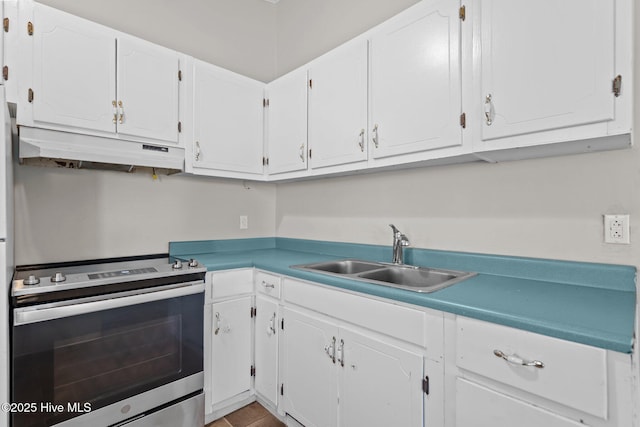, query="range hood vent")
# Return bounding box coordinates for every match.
[18,127,185,174]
